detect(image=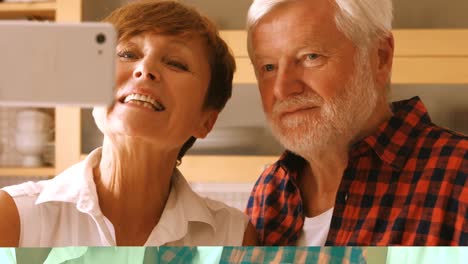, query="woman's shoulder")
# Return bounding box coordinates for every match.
[0,190,20,246]
[2,179,46,199]
[0,180,54,247]
[2,156,89,199]
[1,179,54,219]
